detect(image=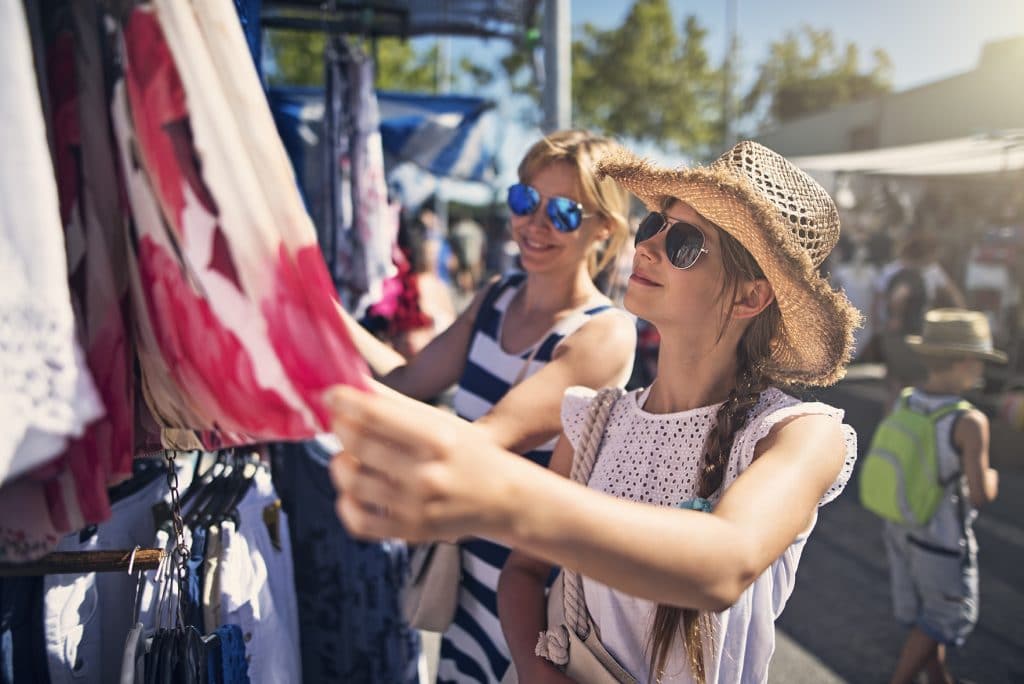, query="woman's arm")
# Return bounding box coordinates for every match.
[334,278,495,401]
[328,389,847,612]
[497,438,576,683]
[474,309,636,453]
